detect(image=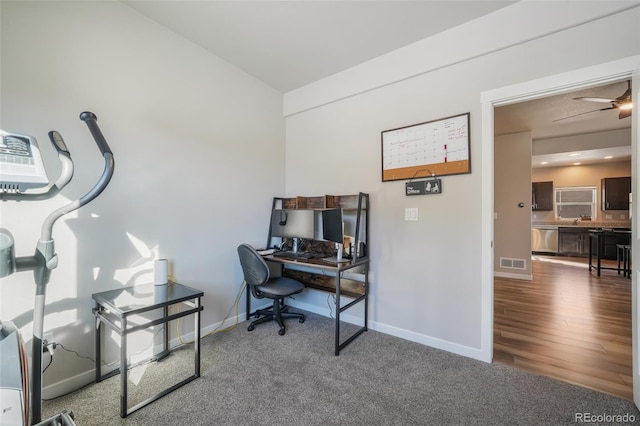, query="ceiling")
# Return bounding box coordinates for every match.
[495,80,632,167]
[122,0,515,92]
[122,1,632,167]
